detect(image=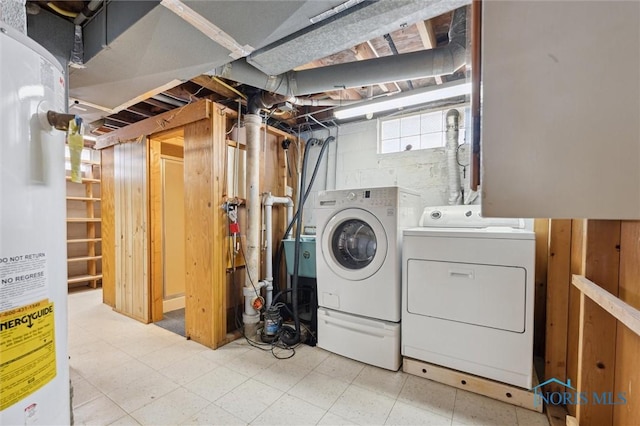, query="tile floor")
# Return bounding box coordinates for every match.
[68,289,550,426]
